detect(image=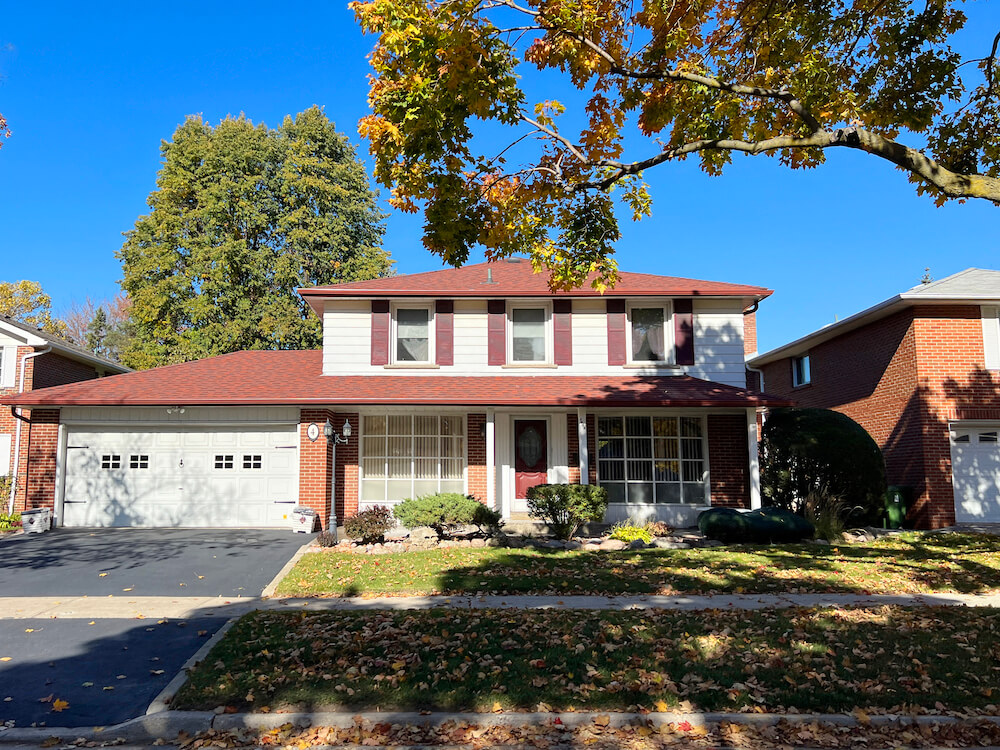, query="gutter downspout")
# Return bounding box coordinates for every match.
[8,346,51,515]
